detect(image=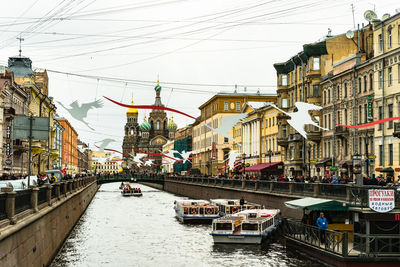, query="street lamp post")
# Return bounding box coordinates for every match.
[268,149,272,165]
[365,136,369,178]
[243,153,246,176]
[307,146,311,179]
